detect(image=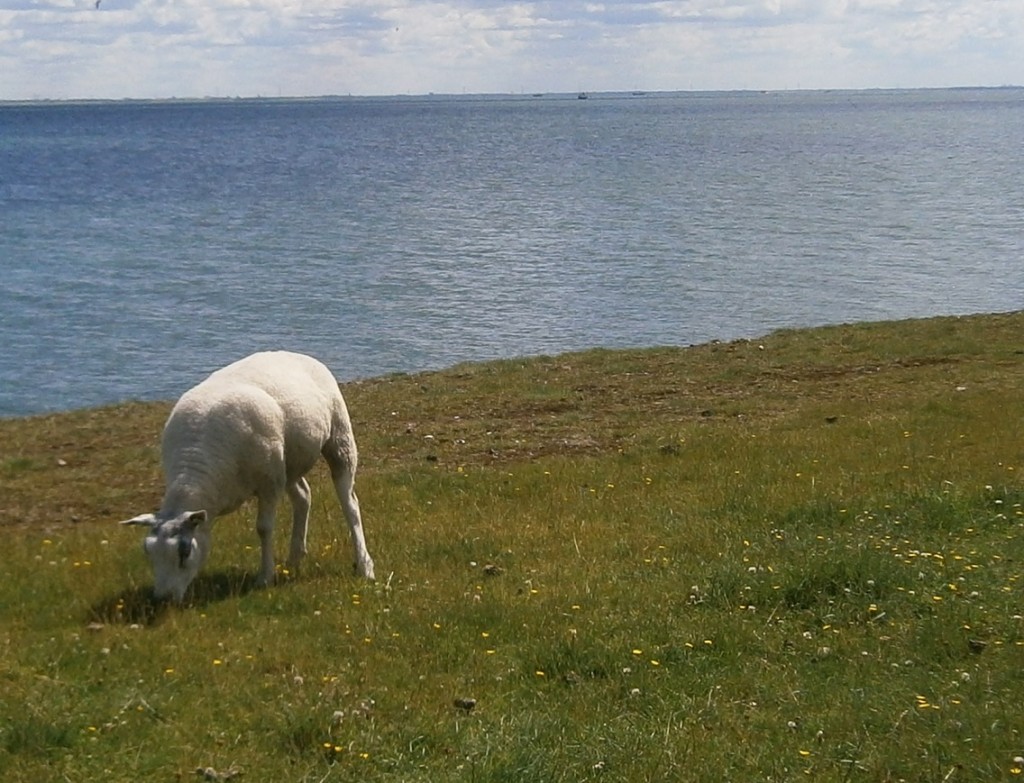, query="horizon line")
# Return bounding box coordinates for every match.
[2,84,1022,106]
